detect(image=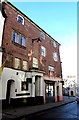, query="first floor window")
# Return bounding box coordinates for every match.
[20,36,26,46]
[48,66,54,77]
[14,58,21,69]
[12,30,26,47]
[33,57,38,68]
[23,60,28,70]
[41,46,46,57]
[13,32,19,43]
[53,52,58,62]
